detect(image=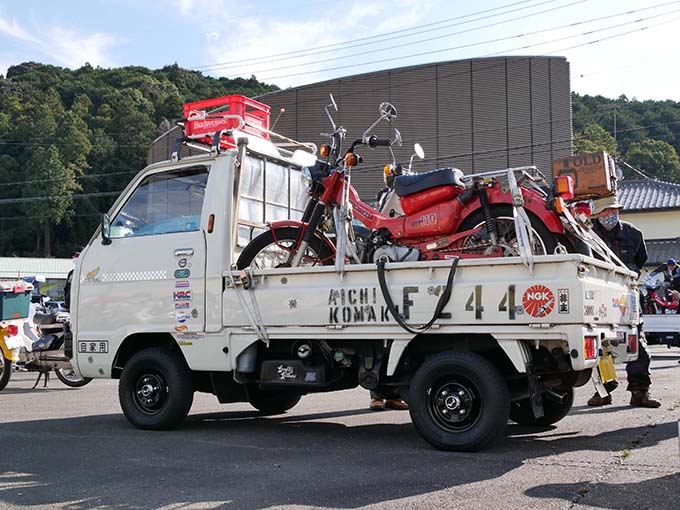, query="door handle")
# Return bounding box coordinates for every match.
[174,248,194,256]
